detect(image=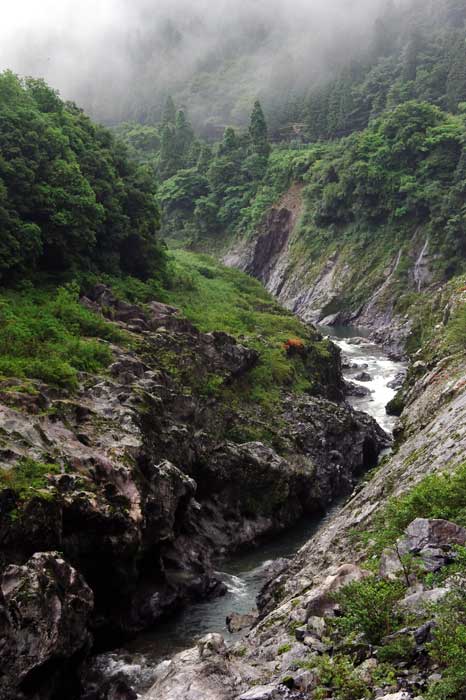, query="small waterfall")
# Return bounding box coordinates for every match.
[414,239,429,292]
